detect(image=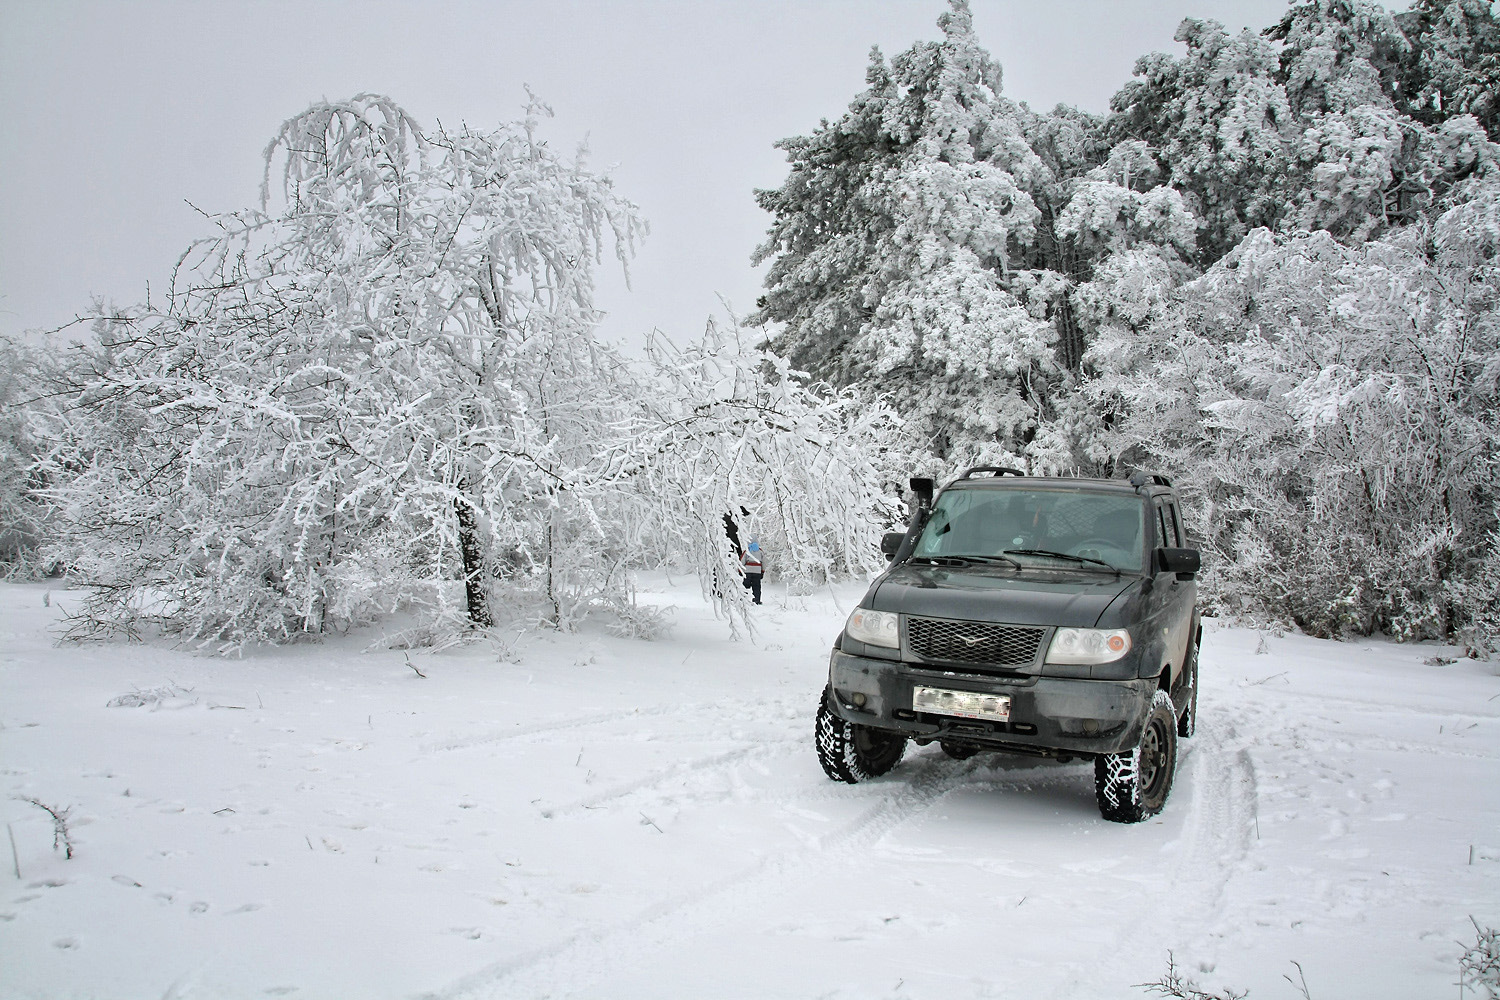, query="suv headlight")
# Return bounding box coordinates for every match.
[1045,627,1132,664]
[846,608,900,649]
